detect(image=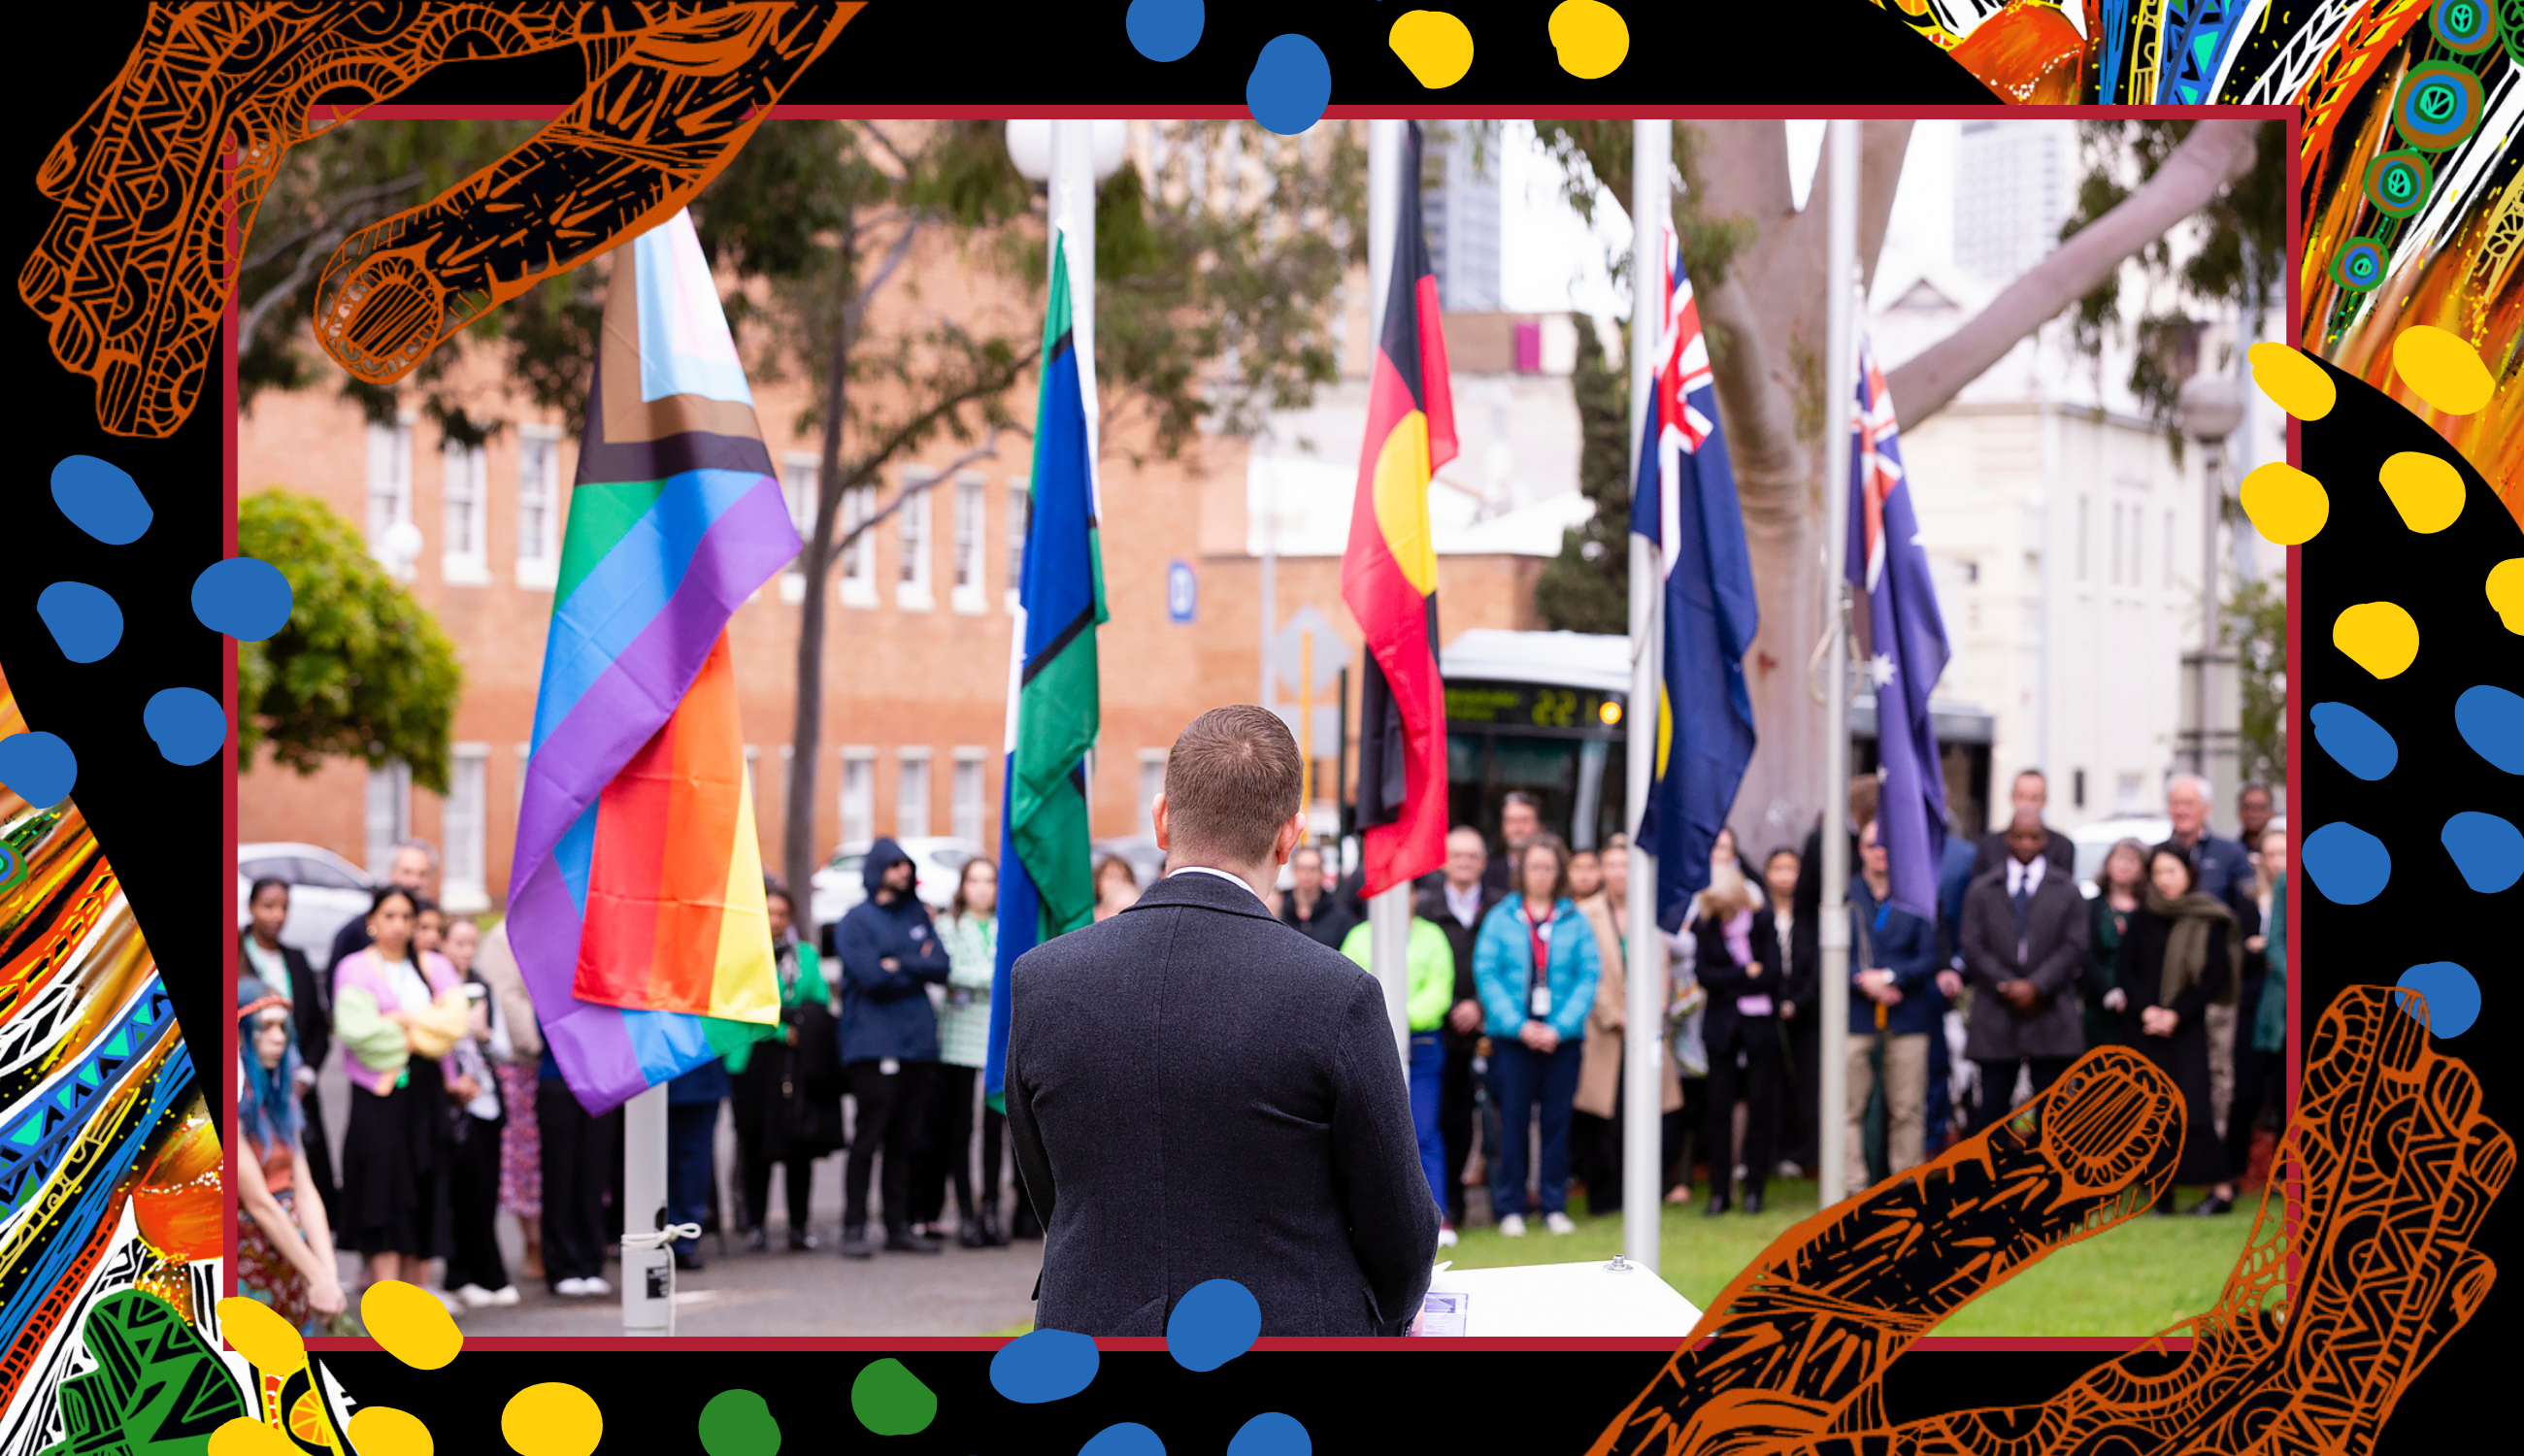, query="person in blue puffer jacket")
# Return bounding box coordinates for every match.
[834,838,952,1257]
[1472,833,1600,1237]
[1845,817,1944,1193]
